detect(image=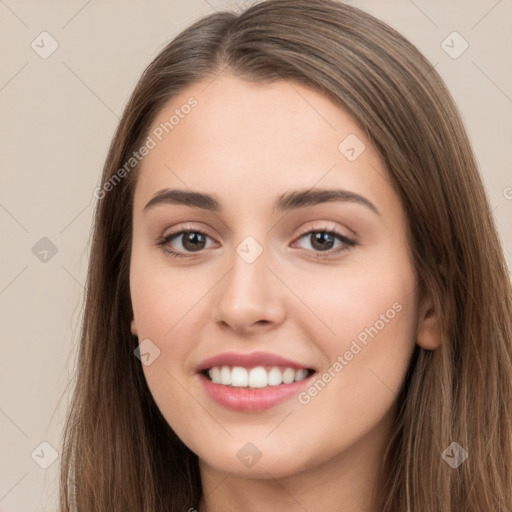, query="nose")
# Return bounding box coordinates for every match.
[211,242,286,336]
